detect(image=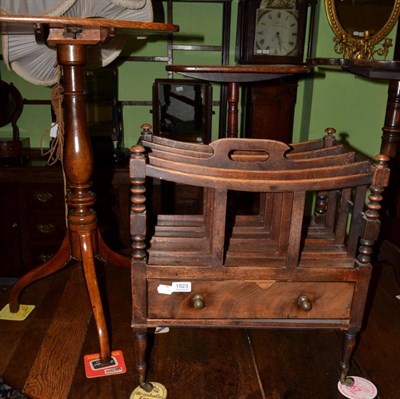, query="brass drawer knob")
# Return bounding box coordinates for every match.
[36,223,55,234]
[297,295,312,312]
[191,294,205,310]
[34,192,54,203]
